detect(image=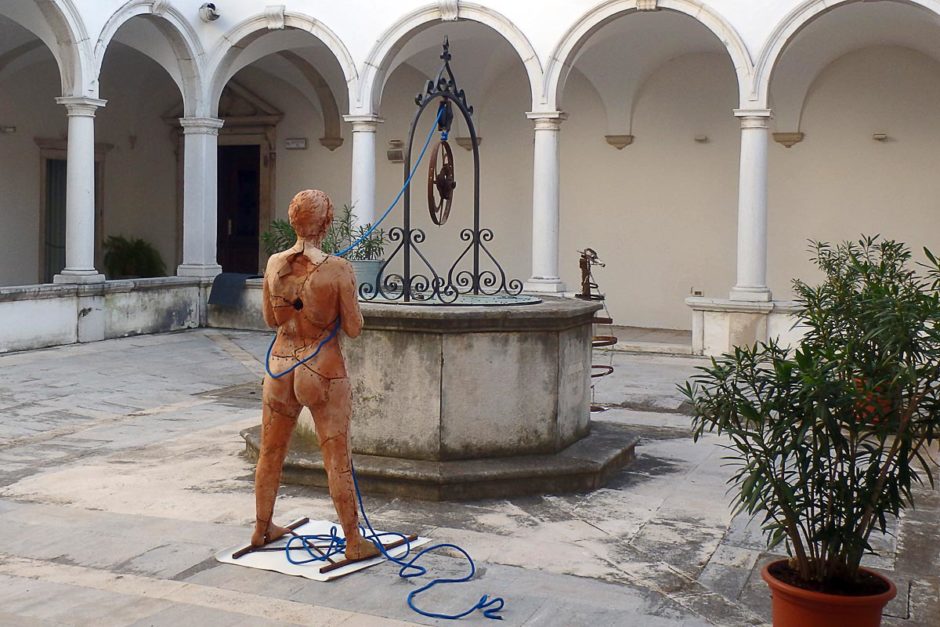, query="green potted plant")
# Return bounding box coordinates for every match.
[261,204,386,290]
[102,235,166,279]
[682,237,940,627]
[260,219,296,257]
